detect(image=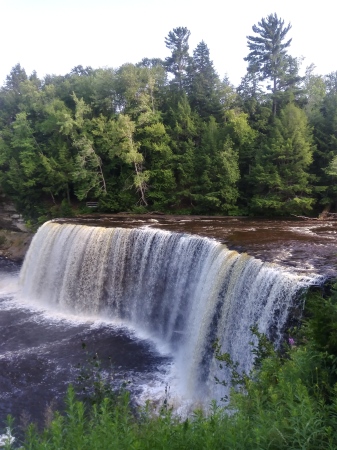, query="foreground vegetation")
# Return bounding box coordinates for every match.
[1,14,337,222]
[2,284,337,449]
